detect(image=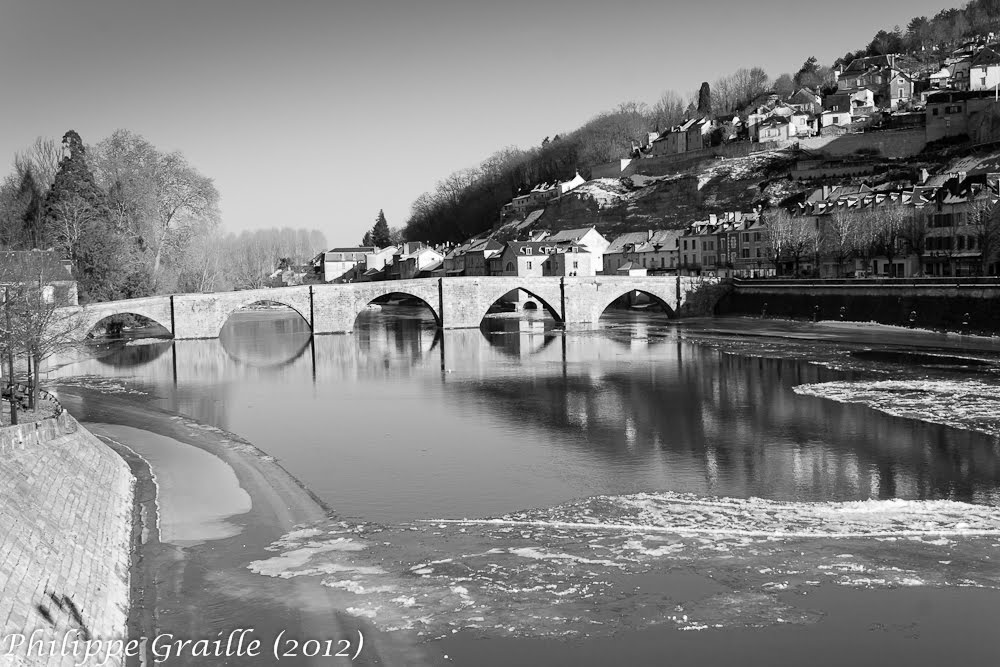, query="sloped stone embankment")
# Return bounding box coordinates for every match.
[0,411,133,666]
